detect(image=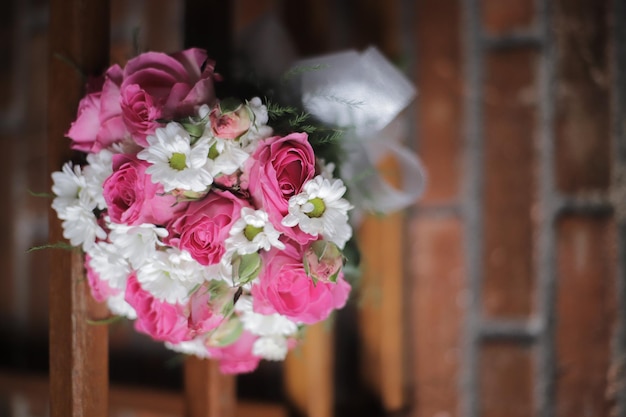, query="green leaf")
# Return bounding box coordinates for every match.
[28,189,54,198]
[209,319,244,347]
[27,241,76,253]
[86,315,122,326]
